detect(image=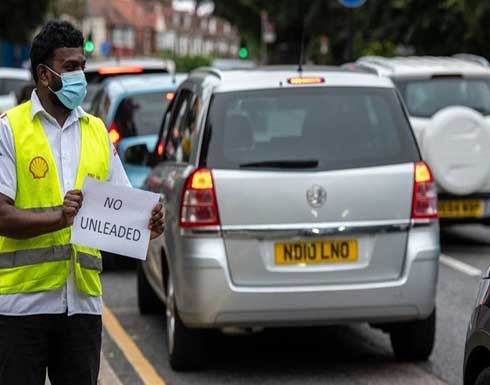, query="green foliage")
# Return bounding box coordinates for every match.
[213,0,490,64]
[363,40,396,57]
[171,55,213,73]
[0,0,50,44]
